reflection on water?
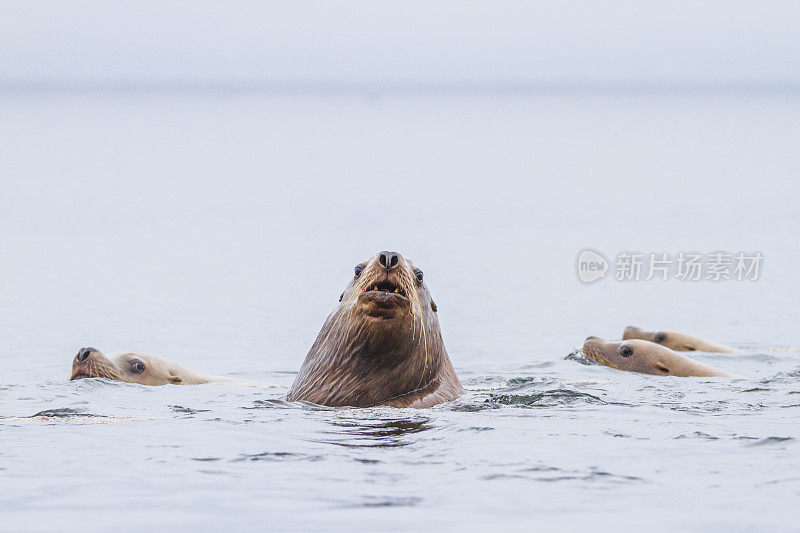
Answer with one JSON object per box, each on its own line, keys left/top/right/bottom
{"left": 343, "top": 496, "right": 422, "bottom": 508}
{"left": 481, "top": 466, "right": 644, "bottom": 484}
{"left": 30, "top": 408, "right": 96, "bottom": 418}
{"left": 233, "top": 451, "right": 326, "bottom": 462}
{"left": 320, "top": 416, "right": 433, "bottom": 448}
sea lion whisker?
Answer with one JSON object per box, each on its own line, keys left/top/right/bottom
{"left": 584, "top": 349, "right": 621, "bottom": 370}
{"left": 395, "top": 267, "right": 430, "bottom": 389}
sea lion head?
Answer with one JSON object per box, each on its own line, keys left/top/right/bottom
{"left": 333, "top": 251, "right": 438, "bottom": 360}
{"left": 623, "top": 325, "right": 685, "bottom": 350}
{"left": 582, "top": 337, "right": 735, "bottom": 377}
{"left": 622, "top": 325, "right": 738, "bottom": 353}
{"left": 70, "top": 347, "right": 199, "bottom": 385}
{"left": 582, "top": 337, "right": 674, "bottom": 375}
{"left": 287, "top": 251, "right": 450, "bottom": 406}
{"left": 344, "top": 250, "right": 436, "bottom": 334}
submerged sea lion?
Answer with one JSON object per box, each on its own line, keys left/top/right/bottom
{"left": 286, "top": 251, "right": 463, "bottom": 408}
{"left": 70, "top": 347, "right": 215, "bottom": 385}
{"left": 623, "top": 326, "right": 739, "bottom": 353}
{"left": 582, "top": 337, "right": 736, "bottom": 377}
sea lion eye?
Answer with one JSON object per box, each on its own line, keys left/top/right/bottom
{"left": 415, "top": 270, "right": 424, "bottom": 283}
{"left": 354, "top": 265, "right": 364, "bottom": 278}
{"left": 653, "top": 332, "right": 667, "bottom": 344}
{"left": 131, "top": 361, "right": 146, "bottom": 373}
{"left": 620, "top": 346, "right": 633, "bottom": 357}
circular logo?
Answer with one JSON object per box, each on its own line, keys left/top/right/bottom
{"left": 576, "top": 249, "right": 608, "bottom": 284}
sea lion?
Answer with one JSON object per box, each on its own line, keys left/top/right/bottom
{"left": 286, "top": 251, "right": 463, "bottom": 408}
{"left": 70, "top": 347, "right": 215, "bottom": 385}
{"left": 582, "top": 337, "right": 736, "bottom": 377}
{"left": 623, "top": 326, "right": 739, "bottom": 353}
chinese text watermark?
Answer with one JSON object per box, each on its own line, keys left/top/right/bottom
{"left": 577, "top": 250, "right": 762, "bottom": 284}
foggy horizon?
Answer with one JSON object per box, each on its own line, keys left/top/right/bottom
{"left": 2, "top": 1, "right": 799, "bottom": 90}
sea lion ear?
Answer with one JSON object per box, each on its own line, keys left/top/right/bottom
{"left": 339, "top": 292, "right": 344, "bottom": 302}
{"left": 654, "top": 362, "right": 670, "bottom": 374}
{"left": 168, "top": 372, "right": 183, "bottom": 384}
{"left": 430, "top": 300, "right": 437, "bottom": 313}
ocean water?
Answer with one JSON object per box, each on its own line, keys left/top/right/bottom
{"left": 1, "top": 92, "right": 799, "bottom": 531}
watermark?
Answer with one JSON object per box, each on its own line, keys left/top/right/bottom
{"left": 576, "top": 249, "right": 762, "bottom": 284}
{"left": 576, "top": 249, "right": 609, "bottom": 284}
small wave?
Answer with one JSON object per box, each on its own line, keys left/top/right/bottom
{"left": 674, "top": 431, "right": 720, "bottom": 440}
{"left": 29, "top": 408, "right": 99, "bottom": 418}
{"left": 481, "top": 465, "right": 643, "bottom": 484}
{"left": 564, "top": 349, "right": 596, "bottom": 366}
{"left": 661, "top": 400, "right": 749, "bottom": 414}
{"left": 758, "top": 475, "right": 800, "bottom": 486}
{"left": 316, "top": 418, "right": 433, "bottom": 448}
{"left": 456, "top": 426, "right": 495, "bottom": 432}
{"left": 760, "top": 367, "right": 800, "bottom": 384}
{"left": 487, "top": 389, "right": 615, "bottom": 408}
{"left": 732, "top": 353, "right": 784, "bottom": 363}
{"left": 1, "top": 408, "right": 142, "bottom": 425}
{"left": 461, "top": 375, "right": 512, "bottom": 391}
{"left": 342, "top": 496, "right": 421, "bottom": 508}
{"left": 447, "top": 401, "right": 502, "bottom": 412}
{"left": 169, "top": 405, "right": 212, "bottom": 415}
{"left": 743, "top": 436, "right": 794, "bottom": 447}
{"left": 503, "top": 376, "right": 561, "bottom": 390}
{"left": 518, "top": 361, "right": 556, "bottom": 369}
{"left": 330, "top": 418, "right": 430, "bottom": 437}
{"left": 241, "top": 399, "right": 302, "bottom": 410}
{"left": 232, "top": 451, "right": 325, "bottom": 462}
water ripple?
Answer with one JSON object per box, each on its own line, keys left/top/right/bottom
{"left": 487, "top": 389, "right": 618, "bottom": 408}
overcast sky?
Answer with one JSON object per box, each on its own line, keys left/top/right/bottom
{"left": 1, "top": 1, "right": 799, "bottom": 86}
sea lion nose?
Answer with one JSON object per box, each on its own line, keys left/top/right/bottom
{"left": 585, "top": 336, "right": 599, "bottom": 341}
{"left": 76, "top": 347, "right": 96, "bottom": 362}
{"left": 378, "top": 251, "right": 400, "bottom": 270}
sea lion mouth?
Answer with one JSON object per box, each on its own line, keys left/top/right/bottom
{"left": 358, "top": 280, "right": 411, "bottom": 318}
{"left": 70, "top": 361, "right": 122, "bottom": 381}
{"left": 69, "top": 365, "right": 100, "bottom": 380}
{"left": 365, "top": 280, "right": 408, "bottom": 299}
{"left": 70, "top": 367, "right": 94, "bottom": 380}
{"left": 581, "top": 344, "right": 621, "bottom": 370}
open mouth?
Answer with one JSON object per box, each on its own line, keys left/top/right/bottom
{"left": 366, "top": 280, "right": 407, "bottom": 299}
{"left": 360, "top": 279, "right": 410, "bottom": 318}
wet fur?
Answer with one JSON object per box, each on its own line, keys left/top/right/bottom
{"left": 583, "top": 338, "right": 735, "bottom": 378}
{"left": 623, "top": 326, "right": 739, "bottom": 353}
{"left": 71, "top": 349, "right": 214, "bottom": 385}
{"left": 286, "top": 253, "right": 463, "bottom": 407}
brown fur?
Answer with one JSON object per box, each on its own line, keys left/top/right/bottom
{"left": 70, "top": 348, "right": 214, "bottom": 385}
{"left": 582, "top": 337, "right": 736, "bottom": 378}
{"left": 623, "top": 325, "right": 739, "bottom": 353}
{"left": 286, "top": 251, "right": 463, "bottom": 407}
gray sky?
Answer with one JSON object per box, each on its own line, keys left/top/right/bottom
{"left": 1, "top": 1, "right": 799, "bottom": 86}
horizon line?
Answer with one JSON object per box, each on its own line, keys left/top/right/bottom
{"left": 2, "top": 79, "right": 800, "bottom": 96}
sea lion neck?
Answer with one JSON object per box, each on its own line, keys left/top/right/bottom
{"left": 288, "top": 306, "right": 442, "bottom": 407}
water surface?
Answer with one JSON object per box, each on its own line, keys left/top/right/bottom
{"left": 1, "top": 92, "right": 798, "bottom": 531}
